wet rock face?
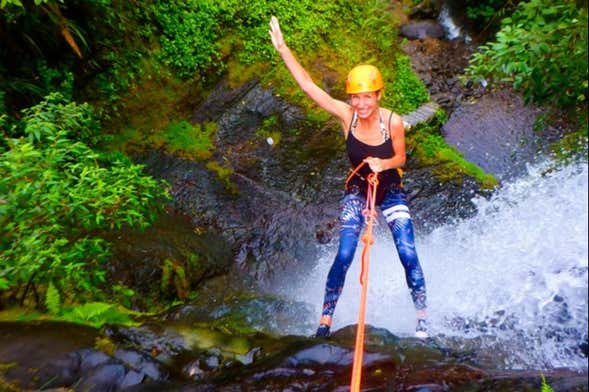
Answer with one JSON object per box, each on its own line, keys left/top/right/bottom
{"left": 403, "top": 163, "right": 483, "bottom": 229}
{"left": 104, "top": 210, "right": 234, "bottom": 309}
{"left": 0, "top": 321, "right": 167, "bottom": 391}
{"left": 135, "top": 80, "right": 348, "bottom": 287}
{"left": 441, "top": 89, "right": 560, "bottom": 180}
{"left": 403, "top": 36, "right": 484, "bottom": 116}
{"left": 2, "top": 320, "right": 586, "bottom": 391}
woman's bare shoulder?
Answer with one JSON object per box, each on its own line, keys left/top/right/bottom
{"left": 380, "top": 108, "right": 403, "bottom": 123}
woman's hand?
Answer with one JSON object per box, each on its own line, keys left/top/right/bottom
{"left": 269, "top": 16, "right": 286, "bottom": 51}
{"left": 364, "top": 157, "right": 385, "bottom": 173}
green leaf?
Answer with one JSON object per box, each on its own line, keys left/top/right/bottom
{"left": 45, "top": 281, "right": 61, "bottom": 315}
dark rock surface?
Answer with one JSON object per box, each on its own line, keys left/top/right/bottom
{"left": 1, "top": 321, "right": 586, "bottom": 391}
{"left": 400, "top": 20, "right": 446, "bottom": 40}
{"left": 442, "top": 88, "right": 563, "bottom": 180}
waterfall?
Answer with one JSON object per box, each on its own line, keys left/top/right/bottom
{"left": 438, "top": 2, "right": 472, "bottom": 43}
{"left": 289, "top": 160, "right": 588, "bottom": 370}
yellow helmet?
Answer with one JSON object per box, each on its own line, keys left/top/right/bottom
{"left": 345, "top": 64, "right": 384, "bottom": 94}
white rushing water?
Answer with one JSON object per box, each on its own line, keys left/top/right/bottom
{"left": 438, "top": 3, "right": 471, "bottom": 43}
{"left": 289, "top": 161, "right": 588, "bottom": 370}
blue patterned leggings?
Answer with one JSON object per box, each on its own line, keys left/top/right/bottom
{"left": 321, "top": 187, "right": 427, "bottom": 318}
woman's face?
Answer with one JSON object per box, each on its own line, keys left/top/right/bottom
{"left": 349, "top": 91, "right": 381, "bottom": 119}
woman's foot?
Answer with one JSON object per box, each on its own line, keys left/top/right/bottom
{"left": 315, "top": 324, "right": 331, "bottom": 337}
{"left": 315, "top": 315, "right": 332, "bottom": 337}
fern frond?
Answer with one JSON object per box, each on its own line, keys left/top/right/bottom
{"left": 541, "top": 375, "right": 555, "bottom": 392}
{"left": 45, "top": 281, "right": 61, "bottom": 315}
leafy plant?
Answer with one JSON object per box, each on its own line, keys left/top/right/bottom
{"left": 16, "top": 92, "right": 102, "bottom": 146}
{"left": 464, "top": 0, "right": 522, "bottom": 28}
{"left": 466, "top": 0, "right": 588, "bottom": 107}
{"left": 0, "top": 93, "right": 169, "bottom": 307}
{"left": 59, "top": 302, "right": 138, "bottom": 327}
{"left": 161, "top": 258, "right": 189, "bottom": 299}
{"left": 145, "top": 0, "right": 343, "bottom": 78}
{"left": 384, "top": 54, "right": 430, "bottom": 114}
{"left": 45, "top": 281, "right": 61, "bottom": 315}
{"left": 541, "top": 374, "right": 555, "bottom": 392}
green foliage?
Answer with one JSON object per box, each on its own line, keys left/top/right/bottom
{"left": 330, "top": 0, "right": 399, "bottom": 62}
{"left": 0, "top": 93, "right": 169, "bottom": 306}
{"left": 384, "top": 54, "right": 430, "bottom": 114}
{"left": 161, "top": 258, "right": 189, "bottom": 299}
{"left": 144, "top": 0, "right": 407, "bottom": 89}
{"left": 163, "top": 120, "right": 216, "bottom": 160}
{"left": 144, "top": 0, "right": 344, "bottom": 78}
{"left": 466, "top": 0, "right": 588, "bottom": 107}
{"left": 0, "top": 0, "right": 22, "bottom": 8}
{"left": 59, "top": 302, "right": 138, "bottom": 327}
{"left": 235, "top": 0, "right": 341, "bottom": 64}
{"left": 0, "top": 0, "right": 53, "bottom": 8}
{"left": 464, "top": 0, "right": 521, "bottom": 27}
{"left": 34, "top": 61, "right": 74, "bottom": 101}
{"left": 45, "top": 281, "right": 61, "bottom": 314}
{"left": 2, "top": 0, "right": 429, "bottom": 138}
{"left": 541, "top": 374, "right": 555, "bottom": 392}
{"left": 15, "top": 92, "right": 102, "bottom": 146}
{"left": 110, "top": 284, "right": 135, "bottom": 309}
{"left": 0, "top": 301, "right": 139, "bottom": 328}
{"left": 151, "top": 1, "right": 225, "bottom": 79}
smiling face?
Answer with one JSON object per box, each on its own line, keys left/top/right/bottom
{"left": 349, "top": 91, "right": 381, "bottom": 119}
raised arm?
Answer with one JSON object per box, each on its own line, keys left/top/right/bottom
{"left": 269, "top": 16, "right": 349, "bottom": 121}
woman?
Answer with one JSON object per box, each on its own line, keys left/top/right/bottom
{"left": 269, "top": 16, "right": 428, "bottom": 338}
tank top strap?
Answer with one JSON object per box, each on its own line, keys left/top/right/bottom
{"left": 349, "top": 110, "right": 390, "bottom": 143}
{"left": 379, "top": 110, "right": 390, "bottom": 142}
{"left": 349, "top": 111, "right": 359, "bottom": 137}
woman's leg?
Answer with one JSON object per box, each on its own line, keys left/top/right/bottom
{"left": 316, "top": 193, "right": 365, "bottom": 336}
{"left": 381, "top": 189, "right": 428, "bottom": 336}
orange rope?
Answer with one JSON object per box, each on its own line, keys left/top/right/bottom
{"left": 350, "top": 169, "right": 379, "bottom": 392}
{"left": 345, "top": 161, "right": 368, "bottom": 188}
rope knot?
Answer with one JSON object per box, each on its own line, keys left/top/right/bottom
{"left": 367, "top": 172, "right": 379, "bottom": 187}
{"left": 362, "top": 207, "right": 377, "bottom": 219}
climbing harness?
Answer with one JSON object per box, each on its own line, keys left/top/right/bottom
{"left": 347, "top": 161, "right": 379, "bottom": 392}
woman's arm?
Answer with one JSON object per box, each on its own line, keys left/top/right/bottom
{"left": 269, "top": 16, "right": 349, "bottom": 122}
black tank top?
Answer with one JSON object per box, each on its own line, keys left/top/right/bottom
{"left": 346, "top": 112, "right": 402, "bottom": 204}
